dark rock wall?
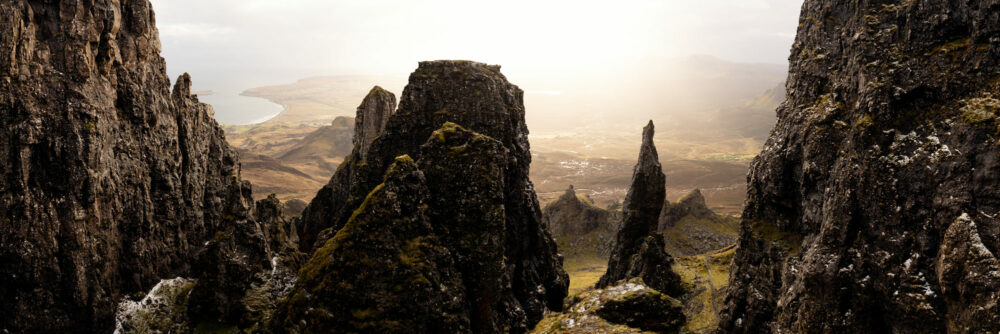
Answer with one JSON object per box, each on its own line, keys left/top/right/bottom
{"left": 721, "top": 0, "right": 1000, "bottom": 332}
{"left": 0, "top": 1, "right": 271, "bottom": 332}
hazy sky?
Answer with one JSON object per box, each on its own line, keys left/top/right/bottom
{"left": 151, "top": 0, "right": 803, "bottom": 81}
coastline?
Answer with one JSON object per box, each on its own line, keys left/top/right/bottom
{"left": 203, "top": 92, "right": 286, "bottom": 126}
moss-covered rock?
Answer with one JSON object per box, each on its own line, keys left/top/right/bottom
{"left": 113, "top": 278, "right": 198, "bottom": 333}
{"left": 271, "top": 157, "right": 469, "bottom": 333}
{"left": 292, "top": 60, "right": 568, "bottom": 331}
{"left": 532, "top": 279, "right": 684, "bottom": 334}
{"left": 594, "top": 283, "right": 685, "bottom": 333}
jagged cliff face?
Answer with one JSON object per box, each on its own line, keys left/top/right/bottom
{"left": 598, "top": 122, "right": 682, "bottom": 296}
{"left": 0, "top": 1, "right": 273, "bottom": 332}
{"left": 290, "top": 61, "right": 568, "bottom": 332}
{"left": 543, "top": 185, "right": 613, "bottom": 237}
{"left": 721, "top": 0, "right": 1000, "bottom": 332}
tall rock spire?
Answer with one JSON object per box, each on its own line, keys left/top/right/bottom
{"left": 353, "top": 86, "right": 396, "bottom": 159}
{"left": 597, "top": 121, "right": 682, "bottom": 296}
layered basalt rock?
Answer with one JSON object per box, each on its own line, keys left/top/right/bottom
{"left": 0, "top": 1, "right": 281, "bottom": 332}
{"left": 597, "top": 121, "right": 683, "bottom": 296}
{"left": 291, "top": 61, "right": 568, "bottom": 331}
{"left": 720, "top": 0, "right": 1000, "bottom": 332}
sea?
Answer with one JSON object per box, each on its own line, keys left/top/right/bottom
{"left": 166, "top": 68, "right": 317, "bottom": 126}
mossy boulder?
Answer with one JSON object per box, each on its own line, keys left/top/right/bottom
{"left": 595, "top": 282, "right": 685, "bottom": 333}
{"left": 532, "top": 279, "right": 684, "bottom": 334}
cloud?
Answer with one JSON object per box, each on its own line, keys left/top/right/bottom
{"left": 149, "top": 0, "right": 803, "bottom": 87}
{"left": 159, "top": 23, "right": 235, "bottom": 38}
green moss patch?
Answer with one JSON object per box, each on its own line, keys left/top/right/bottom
{"left": 960, "top": 96, "right": 1000, "bottom": 125}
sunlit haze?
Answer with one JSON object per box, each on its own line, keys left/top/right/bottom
{"left": 151, "top": 0, "right": 804, "bottom": 132}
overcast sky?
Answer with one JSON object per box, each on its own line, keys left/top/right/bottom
{"left": 151, "top": 0, "right": 804, "bottom": 85}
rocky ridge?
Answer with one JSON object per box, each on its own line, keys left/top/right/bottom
{"left": 544, "top": 185, "right": 616, "bottom": 238}
{"left": 720, "top": 0, "right": 1000, "bottom": 332}
{"left": 658, "top": 189, "right": 738, "bottom": 256}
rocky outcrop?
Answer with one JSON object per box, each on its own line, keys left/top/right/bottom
{"left": 658, "top": 189, "right": 738, "bottom": 256}
{"left": 532, "top": 279, "right": 684, "bottom": 334}
{"left": 720, "top": 1, "right": 1000, "bottom": 332}
{"left": 659, "top": 189, "right": 713, "bottom": 229}
{"left": 0, "top": 1, "right": 284, "bottom": 332}
{"left": 272, "top": 155, "right": 469, "bottom": 333}
{"left": 544, "top": 185, "right": 613, "bottom": 237}
{"left": 290, "top": 61, "right": 568, "bottom": 331}
{"left": 353, "top": 86, "right": 396, "bottom": 159}
{"left": 597, "top": 121, "right": 682, "bottom": 296}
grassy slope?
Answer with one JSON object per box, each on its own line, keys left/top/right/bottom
{"left": 557, "top": 231, "right": 613, "bottom": 294}
{"left": 671, "top": 245, "right": 735, "bottom": 333}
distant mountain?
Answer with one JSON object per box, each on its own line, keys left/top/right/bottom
{"left": 277, "top": 116, "right": 355, "bottom": 178}
{"left": 235, "top": 148, "right": 325, "bottom": 201}
{"left": 708, "top": 83, "right": 785, "bottom": 140}
{"left": 524, "top": 55, "right": 787, "bottom": 133}
{"left": 532, "top": 152, "right": 749, "bottom": 215}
